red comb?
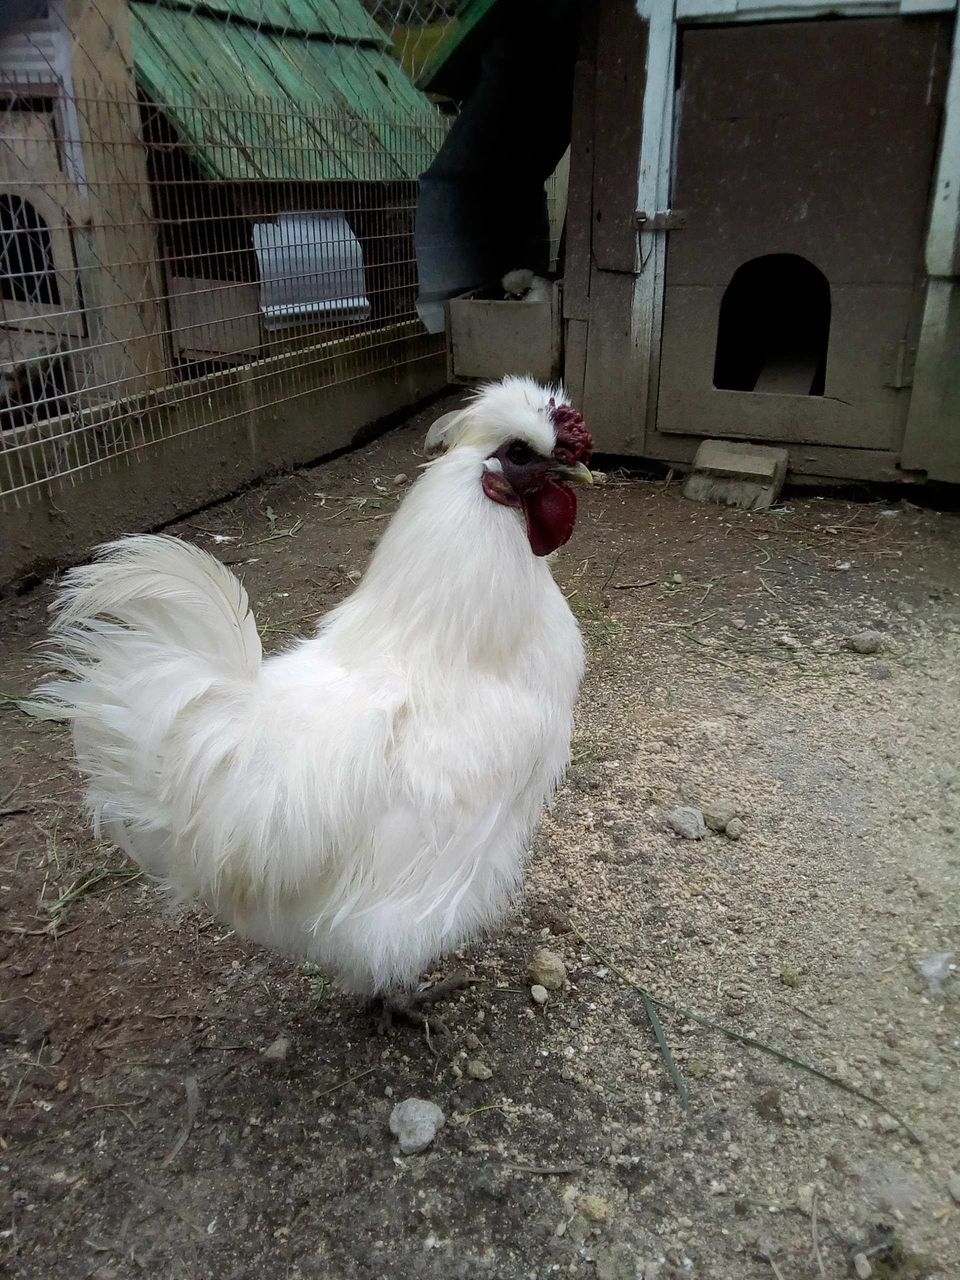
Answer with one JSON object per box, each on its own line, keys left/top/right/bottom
{"left": 548, "top": 398, "right": 593, "bottom": 466}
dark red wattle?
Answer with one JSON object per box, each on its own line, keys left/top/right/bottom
{"left": 522, "top": 478, "right": 578, "bottom": 557}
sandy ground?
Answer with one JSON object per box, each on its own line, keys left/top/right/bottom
{"left": 2, "top": 394, "right": 959, "bottom": 1280}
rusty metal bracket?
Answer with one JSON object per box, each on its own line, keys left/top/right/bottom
{"left": 635, "top": 210, "right": 687, "bottom": 232}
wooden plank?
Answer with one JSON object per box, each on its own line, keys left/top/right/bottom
{"left": 901, "top": 280, "right": 960, "bottom": 481}
{"left": 563, "top": 0, "right": 598, "bottom": 322}
{"left": 591, "top": 0, "right": 649, "bottom": 274}
{"left": 753, "top": 355, "right": 820, "bottom": 395}
{"left": 564, "top": 318, "right": 588, "bottom": 406}
{"left": 65, "top": 0, "right": 168, "bottom": 403}
{"left": 582, "top": 270, "right": 642, "bottom": 452}
{"left": 924, "top": 8, "right": 960, "bottom": 278}
{"left": 169, "top": 278, "right": 262, "bottom": 359}
{"left": 628, "top": 0, "right": 677, "bottom": 446}
{"left": 449, "top": 288, "right": 560, "bottom": 383}
{"left": 676, "top": 0, "right": 955, "bottom": 18}
{"left": 639, "top": 430, "right": 906, "bottom": 482}
{"left": 901, "top": 21, "right": 960, "bottom": 481}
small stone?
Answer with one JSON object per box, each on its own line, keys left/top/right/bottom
{"left": 853, "top": 1252, "right": 873, "bottom": 1279}
{"left": 389, "top": 1098, "right": 445, "bottom": 1155}
{"left": 703, "top": 802, "right": 737, "bottom": 833}
{"left": 392, "top": 473, "right": 408, "bottom": 485}
{"left": 579, "top": 1193, "right": 611, "bottom": 1223}
{"left": 947, "top": 1172, "right": 960, "bottom": 1204}
{"left": 566, "top": 1214, "right": 590, "bottom": 1246}
{"left": 528, "top": 947, "right": 567, "bottom": 991}
{"left": 725, "top": 817, "right": 745, "bottom": 841}
{"left": 261, "top": 1036, "right": 290, "bottom": 1062}
{"left": 844, "top": 630, "right": 884, "bottom": 655}
{"left": 754, "top": 1088, "right": 784, "bottom": 1122}
{"left": 875, "top": 1113, "right": 899, "bottom": 1133}
{"left": 594, "top": 1242, "right": 635, "bottom": 1280}
{"left": 796, "top": 1183, "right": 816, "bottom": 1217}
{"left": 466, "top": 1059, "right": 493, "bottom": 1081}
{"left": 917, "top": 950, "right": 955, "bottom": 995}
{"left": 666, "top": 806, "right": 707, "bottom": 840}
{"left": 530, "top": 984, "right": 549, "bottom": 1005}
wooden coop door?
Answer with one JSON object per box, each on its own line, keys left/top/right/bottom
{"left": 655, "top": 18, "right": 951, "bottom": 454}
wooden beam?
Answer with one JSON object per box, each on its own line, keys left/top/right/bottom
{"left": 902, "top": 9, "right": 960, "bottom": 480}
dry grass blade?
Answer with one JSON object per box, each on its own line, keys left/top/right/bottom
{"left": 641, "top": 988, "right": 688, "bottom": 1105}
{"left": 313, "top": 1067, "right": 376, "bottom": 1100}
{"left": 657, "top": 1001, "right": 923, "bottom": 1146}
{"left": 573, "top": 927, "right": 921, "bottom": 1145}
{"left": 243, "top": 516, "right": 305, "bottom": 547}
{"left": 0, "top": 692, "right": 62, "bottom": 722}
{"left": 46, "top": 866, "right": 143, "bottom": 927}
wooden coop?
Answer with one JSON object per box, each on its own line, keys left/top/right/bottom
{"left": 418, "top": 0, "right": 960, "bottom": 485}
{"left": 0, "top": 0, "right": 439, "bottom": 426}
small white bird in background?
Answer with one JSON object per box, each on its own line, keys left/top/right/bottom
{"left": 501, "top": 268, "right": 553, "bottom": 304}
{"left": 38, "top": 377, "right": 594, "bottom": 1030}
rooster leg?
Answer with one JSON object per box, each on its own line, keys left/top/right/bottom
{"left": 374, "top": 972, "right": 470, "bottom": 1037}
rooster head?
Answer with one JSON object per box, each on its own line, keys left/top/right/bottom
{"left": 424, "top": 377, "right": 594, "bottom": 557}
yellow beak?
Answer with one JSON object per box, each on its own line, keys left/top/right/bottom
{"left": 554, "top": 462, "right": 594, "bottom": 486}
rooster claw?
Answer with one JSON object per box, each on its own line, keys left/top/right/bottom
{"left": 373, "top": 972, "right": 471, "bottom": 1039}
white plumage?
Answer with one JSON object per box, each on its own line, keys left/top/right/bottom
{"left": 501, "top": 268, "right": 552, "bottom": 304}
{"left": 39, "top": 377, "right": 589, "bottom": 999}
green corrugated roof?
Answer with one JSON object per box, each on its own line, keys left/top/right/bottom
{"left": 130, "top": 0, "right": 441, "bottom": 181}
{"left": 139, "top": 0, "right": 387, "bottom": 42}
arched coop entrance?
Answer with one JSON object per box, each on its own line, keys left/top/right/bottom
{"left": 712, "top": 254, "right": 831, "bottom": 398}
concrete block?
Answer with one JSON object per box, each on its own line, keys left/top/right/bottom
{"left": 683, "top": 440, "right": 789, "bottom": 512}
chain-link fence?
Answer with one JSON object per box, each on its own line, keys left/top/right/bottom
{"left": 361, "top": 2, "right": 460, "bottom": 83}
{"left": 0, "top": 0, "right": 449, "bottom": 506}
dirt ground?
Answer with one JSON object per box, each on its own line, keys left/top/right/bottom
{"left": 2, "top": 394, "right": 959, "bottom": 1280}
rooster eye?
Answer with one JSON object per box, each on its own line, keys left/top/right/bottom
{"left": 506, "top": 441, "right": 535, "bottom": 465}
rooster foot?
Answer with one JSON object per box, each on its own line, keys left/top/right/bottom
{"left": 374, "top": 972, "right": 471, "bottom": 1039}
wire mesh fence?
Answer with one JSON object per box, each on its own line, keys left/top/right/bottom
{"left": 0, "top": 0, "right": 450, "bottom": 506}
{"left": 0, "top": 1, "right": 571, "bottom": 512}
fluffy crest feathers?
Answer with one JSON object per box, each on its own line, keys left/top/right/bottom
{"left": 423, "top": 376, "right": 582, "bottom": 461}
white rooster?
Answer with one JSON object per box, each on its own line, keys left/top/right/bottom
{"left": 39, "top": 377, "right": 594, "bottom": 1028}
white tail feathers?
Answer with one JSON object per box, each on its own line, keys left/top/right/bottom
{"left": 48, "top": 535, "right": 262, "bottom": 679}
{"left": 36, "top": 535, "right": 265, "bottom": 889}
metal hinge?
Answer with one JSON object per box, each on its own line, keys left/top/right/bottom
{"left": 884, "top": 339, "right": 916, "bottom": 390}
{"left": 635, "top": 209, "right": 687, "bottom": 232}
